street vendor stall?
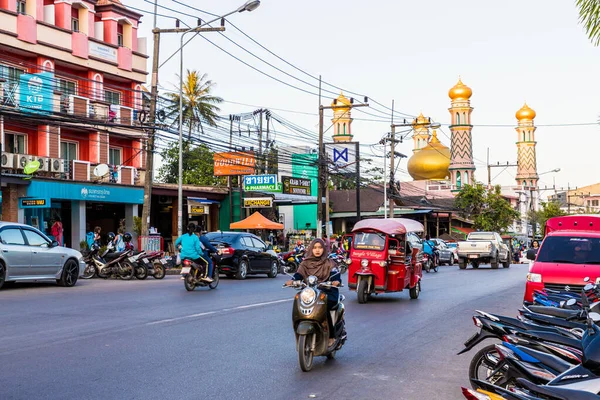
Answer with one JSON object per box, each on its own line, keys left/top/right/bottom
{"left": 230, "top": 212, "right": 284, "bottom": 230}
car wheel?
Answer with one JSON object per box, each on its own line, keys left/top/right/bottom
{"left": 491, "top": 256, "right": 499, "bottom": 269}
{"left": 449, "top": 255, "right": 455, "bottom": 266}
{"left": 458, "top": 259, "right": 466, "bottom": 269}
{"left": 267, "top": 260, "right": 278, "bottom": 278}
{"left": 0, "top": 261, "right": 5, "bottom": 290}
{"left": 58, "top": 259, "right": 79, "bottom": 287}
{"left": 236, "top": 260, "right": 248, "bottom": 280}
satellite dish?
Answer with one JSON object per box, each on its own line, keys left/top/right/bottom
{"left": 23, "top": 160, "right": 40, "bottom": 179}
{"left": 93, "top": 163, "right": 110, "bottom": 177}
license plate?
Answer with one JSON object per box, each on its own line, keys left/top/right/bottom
{"left": 181, "top": 267, "right": 191, "bottom": 274}
{"left": 468, "top": 254, "right": 478, "bottom": 259}
{"left": 142, "top": 258, "right": 149, "bottom": 264}
{"left": 128, "top": 257, "right": 136, "bottom": 262}
{"left": 159, "top": 259, "right": 167, "bottom": 265}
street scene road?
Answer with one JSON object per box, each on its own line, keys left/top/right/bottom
{"left": 1, "top": 264, "right": 527, "bottom": 400}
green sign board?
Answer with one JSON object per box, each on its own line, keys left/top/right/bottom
{"left": 292, "top": 153, "right": 318, "bottom": 230}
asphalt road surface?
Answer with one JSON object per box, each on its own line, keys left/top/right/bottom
{"left": 0, "top": 263, "right": 529, "bottom": 400}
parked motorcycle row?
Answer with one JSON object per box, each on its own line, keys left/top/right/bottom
{"left": 81, "top": 241, "right": 169, "bottom": 281}
{"left": 459, "top": 278, "right": 600, "bottom": 399}
{"left": 278, "top": 248, "right": 349, "bottom": 275}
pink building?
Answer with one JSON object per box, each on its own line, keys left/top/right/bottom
{"left": 0, "top": 0, "right": 148, "bottom": 248}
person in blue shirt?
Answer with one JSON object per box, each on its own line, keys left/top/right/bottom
{"left": 195, "top": 225, "right": 220, "bottom": 282}
{"left": 176, "top": 223, "right": 214, "bottom": 283}
{"left": 422, "top": 234, "right": 437, "bottom": 264}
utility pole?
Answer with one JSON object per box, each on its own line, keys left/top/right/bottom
{"left": 387, "top": 116, "right": 416, "bottom": 218}
{"left": 265, "top": 111, "right": 270, "bottom": 173}
{"left": 140, "top": 3, "right": 226, "bottom": 236}
{"left": 317, "top": 85, "right": 369, "bottom": 237}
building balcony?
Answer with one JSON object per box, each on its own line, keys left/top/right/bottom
{"left": 0, "top": 152, "right": 143, "bottom": 187}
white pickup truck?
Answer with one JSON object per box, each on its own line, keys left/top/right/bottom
{"left": 457, "top": 232, "right": 510, "bottom": 269}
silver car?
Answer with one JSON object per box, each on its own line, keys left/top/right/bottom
{"left": 0, "top": 222, "right": 86, "bottom": 289}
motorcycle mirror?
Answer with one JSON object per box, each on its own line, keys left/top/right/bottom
{"left": 590, "top": 312, "right": 600, "bottom": 322}
{"left": 585, "top": 277, "right": 591, "bottom": 282}
{"left": 567, "top": 299, "right": 577, "bottom": 306}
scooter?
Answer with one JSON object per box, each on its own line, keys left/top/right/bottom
{"left": 87, "top": 244, "right": 135, "bottom": 280}
{"left": 181, "top": 253, "right": 219, "bottom": 291}
{"left": 284, "top": 271, "right": 347, "bottom": 372}
{"left": 129, "top": 250, "right": 167, "bottom": 280}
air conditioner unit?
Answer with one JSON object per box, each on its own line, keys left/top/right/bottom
{"left": 16, "top": 154, "right": 33, "bottom": 170}
{"left": 1, "top": 152, "right": 16, "bottom": 169}
{"left": 50, "top": 158, "right": 65, "bottom": 173}
{"left": 158, "top": 195, "right": 171, "bottom": 205}
{"left": 37, "top": 157, "right": 50, "bottom": 172}
{"left": 69, "top": 95, "right": 90, "bottom": 117}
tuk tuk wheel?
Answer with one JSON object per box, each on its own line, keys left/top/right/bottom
{"left": 357, "top": 279, "right": 369, "bottom": 304}
{"left": 409, "top": 281, "right": 420, "bottom": 299}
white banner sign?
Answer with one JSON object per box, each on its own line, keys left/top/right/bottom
{"left": 325, "top": 142, "right": 358, "bottom": 173}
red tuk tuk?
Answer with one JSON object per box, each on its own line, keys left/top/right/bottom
{"left": 347, "top": 218, "right": 424, "bottom": 303}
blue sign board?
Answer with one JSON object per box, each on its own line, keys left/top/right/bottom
{"left": 22, "top": 181, "right": 145, "bottom": 206}
{"left": 243, "top": 174, "right": 277, "bottom": 186}
{"left": 20, "top": 72, "right": 54, "bottom": 114}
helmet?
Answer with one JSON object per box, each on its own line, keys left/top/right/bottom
{"left": 297, "top": 240, "right": 303, "bottom": 246}
{"left": 107, "top": 232, "right": 115, "bottom": 242}
{"left": 123, "top": 232, "right": 132, "bottom": 243}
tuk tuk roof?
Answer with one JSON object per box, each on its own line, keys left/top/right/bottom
{"left": 545, "top": 214, "right": 600, "bottom": 235}
{"left": 352, "top": 218, "right": 424, "bottom": 236}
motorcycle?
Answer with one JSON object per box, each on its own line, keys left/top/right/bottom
{"left": 130, "top": 250, "right": 167, "bottom": 280}
{"left": 422, "top": 253, "right": 437, "bottom": 273}
{"left": 181, "top": 254, "right": 219, "bottom": 291}
{"left": 328, "top": 252, "right": 347, "bottom": 274}
{"left": 84, "top": 244, "right": 135, "bottom": 280}
{"left": 284, "top": 272, "right": 347, "bottom": 372}
{"left": 101, "top": 242, "right": 149, "bottom": 280}
{"left": 281, "top": 250, "right": 304, "bottom": 274}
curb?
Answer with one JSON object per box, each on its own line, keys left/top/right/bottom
{"left": 166, "top": 268, "right": 182, "bottom": 276}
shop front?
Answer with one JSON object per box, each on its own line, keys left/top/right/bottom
{"left": 20, "top": 179, "right": 144, "bottom": 249}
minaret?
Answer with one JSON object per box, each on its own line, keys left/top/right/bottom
{"left": 331, "top": 92, "right": 353, "bottom": 142}
{"left": 448, "top": 77, "right": 476, "bottom": 189}
{"left": 412, "top": 113, "right": 431, "bottom": 153}
{"left": 515, "top": 103, "right": 539, "bottom": 188}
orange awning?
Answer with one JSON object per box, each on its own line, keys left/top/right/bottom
{"left": 230, "top": 212, "right": 284, "bottom": 230}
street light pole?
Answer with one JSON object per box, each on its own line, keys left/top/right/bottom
{"left": 176, "top": 1, "right": 261, "bottom": 237}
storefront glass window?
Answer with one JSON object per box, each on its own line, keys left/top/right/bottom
{"left": 60, "top": 141, "right": 78, "bottom": 161}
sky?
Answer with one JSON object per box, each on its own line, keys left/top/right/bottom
{"left": 128, "top": 0, "right": 600, "bottom": 191}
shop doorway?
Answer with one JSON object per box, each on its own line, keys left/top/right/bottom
{"left": 24, "top": 202, "right": 72, "bottom": 248}
{"left": 86, "top": 202, "right": 125, "bottom": 242}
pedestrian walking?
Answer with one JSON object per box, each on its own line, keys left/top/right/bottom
{"left": 51, "top": 217, "right": 63, "bottom": 246}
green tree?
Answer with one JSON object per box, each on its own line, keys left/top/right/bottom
{"left": 165, "top": 70, "right": 223, "bottom": 139}
{"left": 535, "top": 201, "right": 567, "bottom": 235}
{"left": 455, "top": 183, "right": 520, "bottom": 233}
{"left": 575, "top": 0, "right": 600, "bottom": 46}
{"left": 157, "top": 141, "right": 226, "bottom": 186}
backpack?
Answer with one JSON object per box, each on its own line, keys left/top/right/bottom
{"left": 86, "top": 232, "right": 95, "bottom": 249}
{"left": 115, "top": 235, "right": 125, "bottom": 252}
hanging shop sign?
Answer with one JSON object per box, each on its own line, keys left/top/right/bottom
{"left": 188, "top": 205, "right": 209, "bottom": 215}
{"left": 282, "top": 176, "right": 312, "bottom": 196}
{"left": 20, "top": 198, "right": 48, "bottom": 208}
{"left": 19, "top": 72, "right": 54, "bottom": 114}
{"left": 244, "top": 174, "right": 278, "bottom": 191}
{"left": 214, "top": 151, "right": 256, "bottom": 176}
{"left": 243, "top": 197, "right": 273, "bottom": 208}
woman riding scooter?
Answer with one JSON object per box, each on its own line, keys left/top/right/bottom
{"left": 285, "top": 239, "right": 342, "bottom": 347}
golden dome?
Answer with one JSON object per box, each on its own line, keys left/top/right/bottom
{"left": 516, "top": 102, "right": 536, "bottom": 121}
{"left": 448, "top": 77, "right": 472, "bottom": 100}
{"left": 412, "top": 112, "right": 429, "bottom": 127}
{"left": 332, "top": 92, "right": 351, "bottom": 108}
{"left": 407, "top": 130, "right": 451, "bottom": 180}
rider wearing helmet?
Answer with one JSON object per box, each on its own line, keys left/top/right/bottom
{"left": 175, "top": 223, "right": 213, "bottom": 283}
{"left": 195, "top": 225, "right": 220, "bottom": 281}
{"left": 294, "top": 240, "right": 305, "bottom": 254}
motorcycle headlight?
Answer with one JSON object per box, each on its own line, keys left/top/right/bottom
{"left": 300, "top": 288, "right": 316, "bottom": 306}
{"left": 361, "top": 259, "right": 369, "bottom": 267}
{"left": 345, "top": 258, "right": 352, "bottom": 265}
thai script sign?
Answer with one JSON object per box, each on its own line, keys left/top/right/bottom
{"left": 214, "top": 152, "right": 255, "bottom": 176}
{"left": 244, "top": 174, "right": 278, "bottom": 191}
{"left": 89, "top": 41, "right": 118, "bottom": 63}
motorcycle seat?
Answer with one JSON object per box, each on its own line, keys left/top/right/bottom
{"left": 516, "top": 377, "right": 599, "bottom": 400}
{"left": 518, "top": 330, "right": 582, "bottom": 350}
{"left": 515, "top": 345, "right": 572, "bottom": 373}
{"left": 103, "top": 251, "right": 127, "bottom": 260}
{"left": 522, "top": 312, "right": 585, "bottom": 330}
{"left": 527, "top": 306, "right": 580, "bottom": 319}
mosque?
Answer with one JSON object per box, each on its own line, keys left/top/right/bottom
{"left": 328, "top": 78, "right": 541, "bottom": 238}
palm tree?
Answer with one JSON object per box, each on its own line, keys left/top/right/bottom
{"left": 166, "top": 70, "right": 223, "bottom": 139}
{"left": 575, "top": 0, "right": 600, "bottom": 46}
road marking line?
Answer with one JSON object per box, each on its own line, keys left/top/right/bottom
{"left": 146, "top": 298, "right": 293, "bottom": 326}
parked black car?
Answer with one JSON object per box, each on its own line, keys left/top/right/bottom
{"left": 205, "top": 232, "right": 279, "bottom": 280}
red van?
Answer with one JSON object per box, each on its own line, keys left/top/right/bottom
{"left": 524, "top": 214, "right": 600, "bottom": 302}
